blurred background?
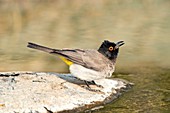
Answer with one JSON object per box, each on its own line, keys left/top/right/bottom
{"left": 0, "top": 0, "right": 169, "bottom": 112}
{"left": 0, "top": 0, "right": 169, "bottom": 72}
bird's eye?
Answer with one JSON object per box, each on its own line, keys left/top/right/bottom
{"left": 108, "top": 46, "right": 114, "bottom": 51}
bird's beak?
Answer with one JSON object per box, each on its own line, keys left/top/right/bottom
{"left": 115, "top": 41, "right": 125, "bottom": 49}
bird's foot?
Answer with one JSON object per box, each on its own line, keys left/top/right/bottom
{"left": 87, "top": 87, "right": 102, "bottom": 92}
{"left": 82, "top": 86, "right": 102, "bottom": 92}
{"left": 82, "top": 80, "right": 104, "bottom": 93}
{"left": 91, "top": 80, "right": 104, "bottom": 88}
{"left": 95, "top": 84, "right": 104, "bottom": 88}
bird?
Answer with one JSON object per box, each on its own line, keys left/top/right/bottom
{"left": 27, "top": 40, "right": 124, "bottom": 90}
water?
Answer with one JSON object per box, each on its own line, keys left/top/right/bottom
{"left": 94, "top": 67, "right": 170, "bottom": 113}
{"left": 0, "top": 0, "right": 170, "bottom": 112}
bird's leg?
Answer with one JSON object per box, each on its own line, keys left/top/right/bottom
{"left": 91, "top": 80, "right": 104, "bottom": 88}
{"left": 83, "top": 80, "right": 101, "bottom": 92}
{"left": 84, "top": 80, "right": 90, "bottom": 88}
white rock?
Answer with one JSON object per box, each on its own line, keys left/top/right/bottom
{"left": 0, "top": 72, "right": 132, "bottom": 113}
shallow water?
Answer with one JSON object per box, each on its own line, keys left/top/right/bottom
{"left": 94, "top": 67, "right": 170, "bottom": 113}
{"left": 0, "top": 0, "right": 170, "bottom": 112}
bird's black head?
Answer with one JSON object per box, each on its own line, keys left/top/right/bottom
{"left": 98, "top": 40, "right": 124, "bottom": 61}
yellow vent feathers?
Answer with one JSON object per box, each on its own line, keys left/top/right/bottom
{"left": 59, "top": 56, "right": 73, "bottom": 66}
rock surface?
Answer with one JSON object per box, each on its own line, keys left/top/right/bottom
{"left": 0, "top": 72, "right": 133, "bottom": 113}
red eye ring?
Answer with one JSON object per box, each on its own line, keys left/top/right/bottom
{"left": 109, "top": 46, "right": 114, "bottom": 51}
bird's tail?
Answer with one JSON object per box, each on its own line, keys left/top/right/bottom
{"left": 27, "top": 42, "right": 74, "bottom": 66}
{"left": 27, "top": 42, "right": 55, "bottom": 53}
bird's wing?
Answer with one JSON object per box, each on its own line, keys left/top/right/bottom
{"left": 52, "top": 49, "right": 108, "bottom": 71}
{"left": 51, "top": 49, "right": 86, "bottom": 66}
{"left": 81, "top": 50, "right": 109, "bottom": 71}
